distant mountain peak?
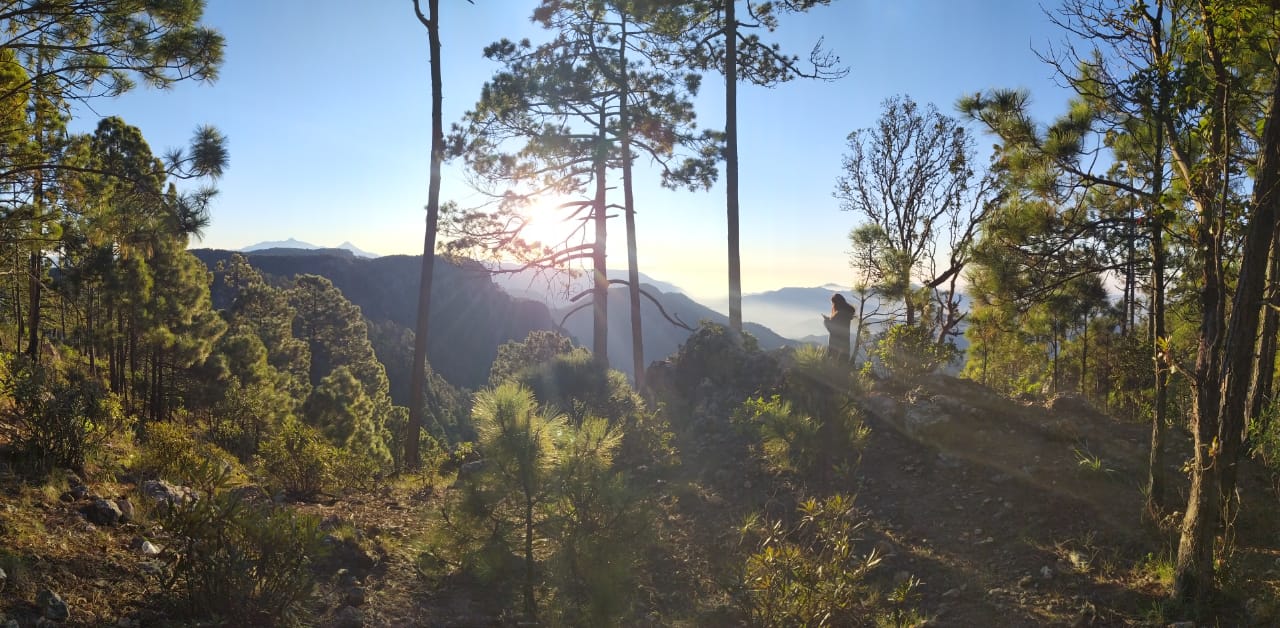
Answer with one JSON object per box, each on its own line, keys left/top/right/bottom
{"left": 337, "top": 241, "right": 379, "bottom": 258}
{"left": 243, "top": 237, "right": 319, "bottom": 251}
{"left": 241, "top": 238, "right": 379, "bottom": 258}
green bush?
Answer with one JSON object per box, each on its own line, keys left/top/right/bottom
{"left": 137, "top": 419, "right": 242, "bottom": 494}
{"left": 205, "top": 377, "right": 290, "bottom": 462}
{"left": 257, "top": 418, "right": 335, "bottom": 500}
{"left": 873, "top": 324, "right": 956, "bottom": 381}
{"left": 736, "top": 347, "right": 868, "bottom": 482}
{"left": 489, "top": 330, "right": 577, "bottom": 386}
{"left": 672, "top": 322, "right": 775, "bottom": 397}
{"left": 516, "top": 351, "right": 673, "bottom": 469}
{"left": 423, "top": 383, "right": 643, "bottom": 624}
{"left": 4, "top": 358, "right": 130, "bottom": 472}
{"left": 159, "top": 462, "right": 327, "bottom": 625}
{"left": 738, "top": 495, "right": 881, "bottom": 626}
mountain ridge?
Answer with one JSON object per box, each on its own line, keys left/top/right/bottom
{"left": 240, "top": 238, "right": 379, "bottom": 258}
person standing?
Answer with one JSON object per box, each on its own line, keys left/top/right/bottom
{"left": 823, "top": 293, "right": 856, "bottom": 362}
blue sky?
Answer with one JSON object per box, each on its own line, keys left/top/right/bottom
{"left": 75, "top": 1, "right": 1075, "bottom": 300}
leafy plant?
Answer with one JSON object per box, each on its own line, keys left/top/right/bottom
{"left": 159, "top": 462, "right": 327, "bottom": 625}
{"left": 736, "top": 347, "right": 868, "bottom": 482}
{"left": 879, "top": 574, "right": 926, "bottom": 628}
{"left": 1073, "top": 446, "right": 1111, "bottom": 475}
{"left": 4, "top": 357, "right": 130, "bottom": 472}
{"left": 738, "top": 494, "right": 881, "bottom": 626}
{"left": 423, "top": 383, "right": 642, "bottom": 624}
{"left": 873, "top": 324, "right": 956, "bottom": 382}
{"left": 257, "top": 418, "right": 336, "bottom": 500}
{"left": 136, "top": 419, "right": 242, "bottom": 495}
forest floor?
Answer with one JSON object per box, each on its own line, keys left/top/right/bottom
{"left": 1, "top": 375, "right": 1279, "bottom": 626}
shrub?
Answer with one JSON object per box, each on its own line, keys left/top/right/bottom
{"left": 489, "top": 330, "right": 577, "bottom": 386}
{"left": 516, "top": 351, "right": 672, "bottom": 469}
{"left": 159, "top": 462, "right": 327, "bottom": 625}
{"left": 673, "top": 322, "right": 775, "bottom": 397}
{"left": 423, "top": 383, "right": 642, "bottom": 624}
{"left": 873, "top": 324, "right": 957, "bottom": 381}
{"left": 738, "top": 495, "right": 881, "bottom": 626}
{"left": 736, "top": 347, "right": 868, "bottom": 482}
{"left": 257, "top": 418, "right": 335, "bottom": 500}
{"left": 205, "top": 377, "right": 290, "bottom": 462}
{"left": 5, "top": 358, "right": 130, "bottom": 472}
{"left": 136, "top": 419, "right": 242, "bottom": 494}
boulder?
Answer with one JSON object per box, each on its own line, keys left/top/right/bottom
{"left": 861, "top": 392, "right": 901, "bottom": 421}
{"left": 1046, "top": 393, "right": 1103, "bottom": 419}
{"left": 228, "top": 485, "right": 269, "bottom": 505}
{"left": 84, "top": 499, "right": 123, "bottom": 526}
{"left": 334, "top": 605, "right": 364, "bottom": 628}
{"left": 141, "top": 480, "right": 198, "bottom": 507}
{"left": 114, "top": 498, "right": 134, "bottom": 523}
{"left": 902, "top": 394, "right": 948, "bottom": 436}
{"left": 345, "top": 585, "right": 366, "bottom": 606}
{"left": 37, "top": 588, "right": 69, "bottom": 621}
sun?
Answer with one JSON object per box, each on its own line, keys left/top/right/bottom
{"left": 516, "top": 196, "right": 590, "bottom": 250}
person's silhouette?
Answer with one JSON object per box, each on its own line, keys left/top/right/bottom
{"left": 823, "top": 293, "right": 856, "bottom": 362}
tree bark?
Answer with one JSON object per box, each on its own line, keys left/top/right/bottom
{"left": 620, "top": 20, "right": 645, "bottom": 389}
{"left": 407, "top": 0, "right": 444, "bottom": 470}
{"left": 592, "top": 110, "right": 609, "bottom": 365}
{"left": 524, "top": 492, "right": 537, "bottom": 621}
{"left": 1146, "top": 0, "right": 1170, "bottom": 518}
{"left": 725, "top": 0, "right": 742, "bottom": 333}
{"left": 1247, "top": 224, "right": 1280, "bottom": 438}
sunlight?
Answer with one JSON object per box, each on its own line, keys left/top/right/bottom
{"left": 515, "top": 196, "right": 589, "bottom": 251}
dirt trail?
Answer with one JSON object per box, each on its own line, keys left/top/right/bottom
{"left": 853, "top": 376, "right": 1170, "bottom": 626}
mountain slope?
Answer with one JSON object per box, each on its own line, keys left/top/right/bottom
{"left": 491, "top": 266, "right": 684, "bottom": 304}
{"left": 192, "top": 249, "right": 556, "bottom": 392}
{"left": 337, "top": 241, "right": 379, "bottom": 258}
{"left": 242, "top": 238, "right": 321, "bottom": 251}
{"left": 557, "top": 284, "right": 798, "bottom": 377}
{"left": 193, "top": 249, "right": 801, "bottom": 389}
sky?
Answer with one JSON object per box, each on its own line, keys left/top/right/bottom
{"left": 73, "top": 0, "right": 1078, "bottom": 302}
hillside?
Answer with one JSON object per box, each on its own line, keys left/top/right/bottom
{"left": 194, "top": 248, "right": 801, "bottom": 385}
{"left": 192, "top": 249, "right": 557, "bottom": 392}
{"left": 558, "top": 284, "right": 799, "bottom": 377}
{"left": 3, "top": 372, "right": 1274, "bottom": 626}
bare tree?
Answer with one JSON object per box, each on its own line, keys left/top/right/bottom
{"left": 836, "top": 95, "right": 994, "bottom": 337}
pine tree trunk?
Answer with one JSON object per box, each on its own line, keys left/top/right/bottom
{"left": 1145, "top": 0, "right": 1171, "bottom": 519}
{"left": 592, "top": 110, "right": 609, "bottom": 366}
{"left": 1214, "top": 55, "right": 1280, "bottom": 535}
{"left": 1246, "top": 225, "right": 1280, "bottom": 436}
{"left": 25, "top": 252, "right": 38, "bottom": 360}
{"left": 1080, "top": 322, "right": 1089, "bottom": 397}
{"left": 1175, "top": 192, "right": 1225, "bottom": 604}
{"left": 1173, "top": 24, "right": 1277, "bottom": 602}
{"left": 725, "top": 0, "right": 742, "bottom": 333}
{"left": 524, "top": 493, "right": 537, "bottom": 621}
{"left": 407, "top": 0, "right": 444, "bottom": 470}
{"left": 1148, "top": 208, "right": 1169, "bottom": 516}
{"left": 13, "top": 252, "right": 22, "bottom": 352}
{"left": 619, "top": 21, "right": 644, "bottom": 389}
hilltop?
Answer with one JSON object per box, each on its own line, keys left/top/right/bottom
{"left": 2, "top": 369, "right": 1274, "bottom": 626}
